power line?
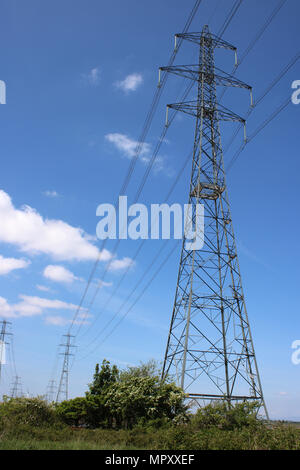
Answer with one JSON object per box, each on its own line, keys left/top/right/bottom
{"left": 217, "top": 0, "right": 243, "bottom": 38}
{"left": 76, "top": 3, "right": 261, "bottom": 359}
{"left": 226, "top": 96, "right": 291, "bottom": 172}
{"left": 78, "top": 241, "right": 181, "bottom": 361}
{"left": 71, "top": 0, "right": 257, "bottom": 358}
{"left": 50, "top": 0, "right": 204, "bottom": 393}
{"left": 76, "top": 89, "right": 291, "bottom": 363}
{"left": 74, "top": 0, "right": 245, "bottom": 340}
{"left": 67, "top": 0, "right": 204, "bottom": 334}
{"left": 237, "top": 0, "right": 287, "bottom": 67}
{"left": 218, "top": 0, "right": 288, "bottom": 103}
{"left": 160, "top": 24, "right": 268, "bottom": 416}
{"left": 74, "top": 64, "right": 199, "bottom": 338}
{"left": 66, "top": 1, "right": 290, "bottom": 377}
{"left": 77, "top": 149, "right": 193, "bottom": 340}
{"left": 223, "top": 51, "right": 300, "bottom": 155}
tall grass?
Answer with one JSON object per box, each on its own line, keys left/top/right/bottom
{"left": 0, "top": 397, "right": 299, "bottom": 450}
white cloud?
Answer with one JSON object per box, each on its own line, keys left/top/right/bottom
{"left": 36, "top": 285, "right": 51, "bottom": 292}
{"left": 0, "top": 255, "right": 30, "bottom": 275}
{"left": 82, "top": 67, "right": 101, "bottom": 86}
{"left": 0, "top": 189, "right": 102, "bottom": 262}
{"left": 109, "top": 257, "right": 134, "bottom": 272}
{"left": 105, "top": 133, "right": 170, "bottom": 175}
{"left": 93, "top": 279, "right": 112, "bottom": 288}
{"left": 43, "top": 190, "right": 59, "bottom": 198}
{"left": 0, "top": 297, "right": 16, "bottom": 318}
{"left": 115, "top": 73, "right": 143, "bottom": 93}
{"left": 17, "top": 295, "right": 81, "bottom": 316}
{"left": 43, "top": 265, "right": 79, "bottom": 284}
{"left": 0, "top": 294, "right": 84, "bottom": 319}
{"left": 105, "top": 133, "right": 151, "bottom": 160}
{"left": 45, "top": 315, "right": 90, "bottom": 327}
{"left": 45, "top": 316, "right": 70, "bottom": 326}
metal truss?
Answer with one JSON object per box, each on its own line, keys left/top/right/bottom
{"left": 56, "top": 334, "right": 76, "bottom": 403}
{"left": 162, "top": 25, "right": 268, "bottom": 418}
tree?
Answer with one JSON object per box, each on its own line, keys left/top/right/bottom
{"left": 55, "top": 360, "right": 187, "bottom": 429}
{"left": 88, "top": 359, "right": 119, "bottom": 396}
{"left": 56, "top": 397, "right": 87, "bottom": 427}
{"left": 105, "top": 361, "right": 187, "bottom": 428}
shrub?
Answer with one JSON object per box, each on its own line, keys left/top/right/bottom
{"left": 0, "top": 397, "right": 60, "bottom": 429}
{"left": 192, "top": 401, "right": 262, "bottom": 430}
{"left": 55, "top": 397, "right": 88, "bottom": 427}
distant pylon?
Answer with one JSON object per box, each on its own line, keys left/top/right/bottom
{"left": 46, "top": 380, "right": 57, "bottom": 403}
{"left": 56, "top": 334, "right": 75, "bottom": 402}
{"left": 161, "top": 25, "right": 268, "bottom": 418}
{"left": 10, "top": 375, "right": 23, "bottom": 398}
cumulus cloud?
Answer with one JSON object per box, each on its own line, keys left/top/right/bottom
{"left": 82, "top": 66, "right": 101, "bottom": 86}
{"left": 0, "top": 189, "right": 102, "bottom": 262}
{"left": 109, "top": 257, "right": 134, "bottom": 272}
{"left": 105, "top": 133, "right": 170, "bottom": 174}
{"left": 0, "top": 294, "right": 84, "bottom": 319}
{"left": 0, "top": 297, "right": 16, "bottom": 318}
{"left": 43, "top": 265, "right": 79, "bottom": 284}
{"left": 0, "top": 255, "right": 30, "bottom": 275}
{"left": 105, "top": 133, "right": 151, "bottom": 160}
{"left": 115, "top": 73, "right": 143, "bottom": 93}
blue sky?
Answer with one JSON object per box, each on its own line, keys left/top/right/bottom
{"left": 0, "top": 0, "right": 299, "bottom": 420}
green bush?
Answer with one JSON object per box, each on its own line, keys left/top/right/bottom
{"left": 55, "top": 360, "right": 188, "bottom": 429}
{"left": 0, "top": 397, "right": 61, "bottom": 429}
{"left": 55, "top": 397, "right": 87, "bottom": 427}
{"left": 191, "top": 401, "right": 262, "bottom": 430}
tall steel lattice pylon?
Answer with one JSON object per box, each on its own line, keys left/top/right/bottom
{"left": 161, "top": 25, "right": 268, "bottom": 418}
{"left": 10, "top": 375, "right": 23, "bottom": 398}
{"left": 0, "top": 320, "right": 12, "bottom": 387}
{"left": 46, "top": 380, "right": 57, "bottom": 403}
{"left": 56, "top": 334, "right": 75, "bottom": 402}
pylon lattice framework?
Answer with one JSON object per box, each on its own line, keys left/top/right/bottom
{"left": 161, "top": 25, "right": 268, "bottom": 418}
{"left": 10, "top": 375, "right": 23, "bottom": 399}
{"left": 56, "top": 334, "right": 75, "bottom": 403}
{"left": 0, "top": 320, "right": 12, "bottom": 387}
{"left": 46, "top": 380, "right": 57, "bottom": 403}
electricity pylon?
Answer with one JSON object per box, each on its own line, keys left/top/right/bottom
{"left": 46, "top": 380, "right": 57, "bottom": 403}
{"left": 0, "top": 320, "right": 12, "bottom": 386}
{"left": 10, "top": 375, "right": 23, "bottom": 398}
{"left": 56, "top": 334, "right": 75, "bottom": 402}
{"left": 161, "top": 25, "right": 268, "bottom": 418}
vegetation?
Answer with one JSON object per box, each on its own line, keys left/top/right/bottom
{"left": 0, "top": 360, "right": 299, "bottom": 450}
{"left": 56, "top": 359, "right": 186, "bottom": 429}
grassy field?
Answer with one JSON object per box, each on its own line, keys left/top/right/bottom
{"left": 0, "top": 396, "right": 299, "bottom": 450}
{"left": 1, "top": 422, "right": 300, "bottom": 450}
